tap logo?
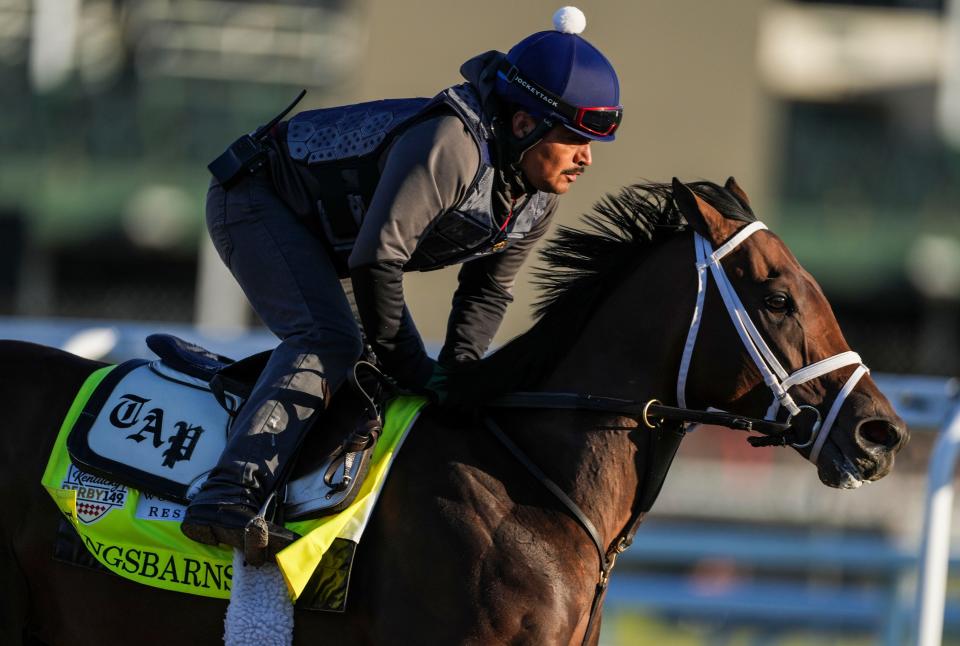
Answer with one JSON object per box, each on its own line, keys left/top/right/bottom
{"left": 107, "top": 394, "right": 206, "bottom": 469}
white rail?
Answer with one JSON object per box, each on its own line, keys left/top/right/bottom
{"left": 916, "top": 402, "right": 960, "bottom": 646}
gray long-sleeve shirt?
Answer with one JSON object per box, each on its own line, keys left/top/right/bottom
{"left": 347, "top": 109, "right": 556, "bottom": 375}
{"left": 268, "top": 51, "right": 558, "bottom": 387}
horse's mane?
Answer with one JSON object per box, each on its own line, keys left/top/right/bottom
{"left": 455, "top": 180, "right": 755, "bottom": 403}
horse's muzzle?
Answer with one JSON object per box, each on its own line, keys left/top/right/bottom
{"left": 816, "top": 408, "right": 907, "bottom": 488}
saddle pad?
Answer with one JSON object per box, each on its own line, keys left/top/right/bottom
{"left": 66, "top": 359, "right": 240, "bottom": 503}
{"left": 42, "top": 365, "right": 426, "bottom": 610}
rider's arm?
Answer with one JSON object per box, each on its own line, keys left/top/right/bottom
{"left": 348, "top": 114, "right": 479, "bottom": 388}
{"left": 438, "top": 197, "right": 558, "bottom": 365}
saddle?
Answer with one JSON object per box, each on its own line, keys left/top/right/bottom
{"left": 66, "top": 333, "right": 395, "bottom": 521}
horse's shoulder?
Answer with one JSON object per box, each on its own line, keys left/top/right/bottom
{"left": 385, "top": 410, "right": 513, "bottom": 515}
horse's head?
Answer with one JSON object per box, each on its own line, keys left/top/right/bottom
{"left": 672, "top": 177, "right": 907, "bottom": 488}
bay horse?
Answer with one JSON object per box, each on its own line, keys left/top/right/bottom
{"left": 0, "top": 179, "right": 906, "bottom": 645}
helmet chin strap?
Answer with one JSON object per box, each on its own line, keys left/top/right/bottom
{"left": 507, "top": 116, "right": 554, "bottom": 165}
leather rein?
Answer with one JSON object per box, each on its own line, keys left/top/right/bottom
{"left": 489, "top": 391, "right": 799, "bottom": 444}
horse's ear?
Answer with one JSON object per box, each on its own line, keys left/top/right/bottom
{"left": 672, "top": 177, "right": 740, "bottom": 246}
{"left": 724, "top": 176, "right": 752, "bottom": 212}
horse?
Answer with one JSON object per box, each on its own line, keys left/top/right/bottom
{"left": 0, "top": 178, "right": 907, "bottom": 645}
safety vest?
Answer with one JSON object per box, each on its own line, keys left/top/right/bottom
{"left": 285, "top": 83, "right": 550, "bottom": 271}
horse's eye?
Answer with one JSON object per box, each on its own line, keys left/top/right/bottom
{"left": 764, "top": 293, "right": 790, "bottom": 311}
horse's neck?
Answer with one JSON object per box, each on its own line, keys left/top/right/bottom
{"left": 517, "top": 236, "right": 696, "bottom": 548}
{"left": 545, "top": 235, "right": 696, "bottom": 400}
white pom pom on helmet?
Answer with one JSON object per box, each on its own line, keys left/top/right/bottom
{"left": 553, "top": 6, "right": 586, "bottom": 35}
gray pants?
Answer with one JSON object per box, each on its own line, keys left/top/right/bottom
{"left": 194, "top": 173, "right": 363, "bottom": 509}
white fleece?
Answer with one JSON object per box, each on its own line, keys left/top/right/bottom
{"left": 223, "top": 550, "right": 294, "bottom": 646}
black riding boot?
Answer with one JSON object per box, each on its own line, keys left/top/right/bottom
{"left": 181, "top": 345, "right": 331, "bottom": 562}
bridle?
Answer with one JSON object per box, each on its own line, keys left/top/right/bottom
{"left": 676, "top": 221, "right": 868, "bottom": 464}
{"left": 479, "top": 219, "right": 871, "bottom": 645}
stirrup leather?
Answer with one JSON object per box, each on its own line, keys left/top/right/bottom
{"left": 285, "top": 418, "right": 381, "bottom": 519}
{"left": 284, "top": 361, "right": 390, "bottom": 519}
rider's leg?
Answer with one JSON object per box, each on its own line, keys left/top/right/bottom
{"left": 182, "top": 173, "right": 363, "bottom": 553}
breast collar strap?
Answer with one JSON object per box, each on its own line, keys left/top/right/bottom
{"left": 481, "top": 414, "right": 633, "bottom": 646}
{"left": 675, "top": 222, "right": 868, "bottom": 464}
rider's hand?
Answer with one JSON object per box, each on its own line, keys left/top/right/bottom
{"left": 423, "top": 363, "right": 451, "bottom": 406}
{"left": 424, "top": 362, "right": 477, "bottom": 410}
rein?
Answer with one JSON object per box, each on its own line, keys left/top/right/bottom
{"left": 488, "top": 391, "right": 798, "bottom": 444}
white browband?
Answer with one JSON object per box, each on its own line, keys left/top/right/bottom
{"left": 676, "top": 222, "right": 868, "bottom": 464}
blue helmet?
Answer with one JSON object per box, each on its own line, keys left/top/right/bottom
{"left": 495, "top": 8, "right": 622, "bottom": 142}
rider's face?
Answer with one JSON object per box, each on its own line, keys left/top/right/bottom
{"left": 513, "top": 114, "right": 593, "bottom": 195}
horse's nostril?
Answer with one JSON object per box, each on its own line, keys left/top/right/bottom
{"left": 857, "top": 418, "right": 901, "bottom": 450}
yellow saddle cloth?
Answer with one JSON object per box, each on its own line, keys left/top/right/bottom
{"left": 42, "top": 365, "right": 426, "bottom": 611}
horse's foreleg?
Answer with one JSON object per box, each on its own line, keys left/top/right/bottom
{"left": 0, "top": 536, "right": 42, "bottom": 644}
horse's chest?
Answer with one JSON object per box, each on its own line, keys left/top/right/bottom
{"left": 441, "top": 466, "right": 589, "bottom": 641}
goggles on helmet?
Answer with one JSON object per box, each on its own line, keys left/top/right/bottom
{"left": 497, "top": 61, "right": 623, "bottom": 138}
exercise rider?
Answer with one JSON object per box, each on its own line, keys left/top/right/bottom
{"left": 181, "top": 7, "right": 624, "bottom": 558}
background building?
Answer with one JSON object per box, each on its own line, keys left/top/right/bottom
{"left": 3, "top": 0, "right": 958, "bottom": 376}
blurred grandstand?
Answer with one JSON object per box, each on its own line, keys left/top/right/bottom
{"left": 2, "top": 0, "right": 960, "bottom": 644}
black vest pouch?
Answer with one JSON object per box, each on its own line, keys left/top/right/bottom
{"left": 208, "top": 135, "right": 268, "bottom": 189}
{"left": 209, "top": 90, "right": 306, "bottom": 188}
